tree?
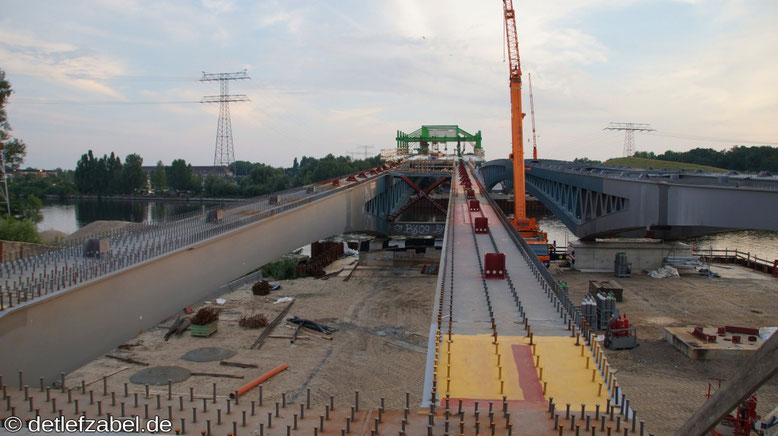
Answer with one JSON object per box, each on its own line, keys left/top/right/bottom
{"left": 0, "top": 216, "right": 39, "bottom": 243}
{"left": 189, "top": 174, "right": 203, "bottom": 193}
{"left": 75, "top": 150, "right": 99, "bottom": 194}
{"left": 167, "top": 159, "right": 193, "bottom": 191}
{"left": 204, "top": 175, "right": 239, "bottom": 197}
{"left": 0, "top": 69, "right": 27, "bottom": 171}
{"left": 12, "top": 194, "right": 43, "bottom": 223}
{"left": 105, "top": 152, "right": 123, "bottom": 194}
{"left": 122, "top": 153, "right": 146, "bottom": 193}
{"left": 150, "top": 161, "right": 167, "bottom": 193}
{"left": 229, "top": 160, "right": 253, "bottom": 177}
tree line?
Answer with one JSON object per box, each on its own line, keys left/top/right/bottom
{"left": 74, "top": 151, "right": 147, "bottom": 195}
{"left": 66, "top": 151, "right": 384, "bottom": 198}
{"left": 634, "top": 145, "right": 778, "bottom": 173}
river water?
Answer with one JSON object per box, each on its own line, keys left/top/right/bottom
{"left": 38, "top": 199, "right": 778, "bottom": 262}
{"left": 38, "top": 199, "right": 223, "bottom": 234}
{"left": 536, "top": 215, "right": 778, "bottom": 262}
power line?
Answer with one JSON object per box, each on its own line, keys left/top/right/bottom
{"left": 11, "top": 99, "right": 200, "bottom": 105}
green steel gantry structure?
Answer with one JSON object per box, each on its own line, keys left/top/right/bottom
{"left": 396, "top": 125, "right": 482, "bottom": 156}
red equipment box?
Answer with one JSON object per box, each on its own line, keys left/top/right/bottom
{"left": 474, "top": 217, "right": 488, "bottom": 234}
{"left": 484, "top": 253, "right": 506, "bottom": 279}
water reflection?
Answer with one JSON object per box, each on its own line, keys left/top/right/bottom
{"left": 39, "top": 199, "right": 221, "bottom": 235}
{"left": 531, "top": 212, "right": 777, "bottom": 261}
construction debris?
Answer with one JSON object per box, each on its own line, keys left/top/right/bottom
{"left": 220, "top": 361, "right": 258, "bottom": 369}
{"left": 191, "top": 307, "right": 220, "bottom": 325}
{"left": 287, "top": 316, "right": 337, "bottom": 335}
{"left": 296, "top": 241, "right": 344, "bottom": 277}
{"left": 250, "top": 301, "right": 294, "bottom": 350}
{"left": 105, "top": 354, "right": 149, "bottom": 366}
{"left": 164, "top": 317, "right": 190, "bottom": 341}
{"left": 117, "top": 340, "right": 143, "bottom": 350}
{"left": 190, "top": 372, "right": 244, "bottom": 379}
{"left": 269, "top": 335, "right": 310, "bottom": 340}
{"left": 252, "top": 280, "right": 271, "bottom": 296}
{"left": 238, "top": 313, "right": 269, "bottom": 329}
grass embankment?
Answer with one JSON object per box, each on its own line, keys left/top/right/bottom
{"left": 603, "top": 157, "right": 728, "bottom": 172}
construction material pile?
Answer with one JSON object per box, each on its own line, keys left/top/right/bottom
{"left": 252, "top": 280, "right": 270, "bottom": 296}
{"left": 296, "top": 241, "right": 344, "bottom": 277}
{"left": 191, "top": 307, "right": 220, "bottom": 325}
{"left": 239, "top": 313, "right": 269, "bottom": 329}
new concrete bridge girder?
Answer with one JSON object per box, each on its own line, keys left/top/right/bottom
{"left": 0, "top": 177, "right": 387, "bottom": 383}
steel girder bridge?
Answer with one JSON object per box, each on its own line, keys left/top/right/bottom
{"left": 477, "top": 159, "right": 778, "bottom": 240}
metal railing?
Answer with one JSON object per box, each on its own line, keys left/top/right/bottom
{"left": 471, "top": 161, "right": 639, "bottom": 424}
{"left": 692, "top": 247, "right": 777, "bottom": 275}
{"left": 0, "top": 165, "right": 403, "bottom": 312}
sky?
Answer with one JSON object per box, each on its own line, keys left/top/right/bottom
{"left": 1, "top": 0, "right": 777, "bottom": 170}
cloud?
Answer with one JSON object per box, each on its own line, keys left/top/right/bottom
{"left": 3, "top": 0, "right": 777, "bottom": 169}
{"left": 0, "top": 29, "right": 126, "bottom": 99}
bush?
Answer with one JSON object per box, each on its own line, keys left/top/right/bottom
{"left": 0, "top": 216, "right": 41, "bottom": 243}
{"left": 260, "top": 258, "right": 298, "bottom": 280}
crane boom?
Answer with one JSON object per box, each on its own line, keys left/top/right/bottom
{"left": 502, "top": 0, "right": 526, "bottom": 220}
{"left": 529, "top": 72, "right": 537, "bottom": 160}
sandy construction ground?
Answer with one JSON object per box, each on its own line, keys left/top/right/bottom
{"left": 66, "top": 260, "right": 436, "bottom": 412}
{"left": 553, "top": 265, "right": 778, "bottom": 435}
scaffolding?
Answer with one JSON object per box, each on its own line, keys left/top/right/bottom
{"left": 396, "top": 125, "right": 483, "bottom": 157}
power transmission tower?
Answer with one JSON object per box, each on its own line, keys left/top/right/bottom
{"left": 604, "top": 122, "right": 654, "bottom": 157}
{"left": 357, "top": 145, "right": 374, "bottom": 160}
{"left": 201, "top": 70, "right": 250, "bottom": 167}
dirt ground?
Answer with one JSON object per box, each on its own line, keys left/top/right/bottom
{"left": 553, "top": 265, "right": 778, "bottom": 435}
{"left": 67, "top": 258, "right": 436, "bottom": 412}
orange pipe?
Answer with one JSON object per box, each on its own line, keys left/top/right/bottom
{"left": 229, "top": 364, "right": 288, "bottom": 399}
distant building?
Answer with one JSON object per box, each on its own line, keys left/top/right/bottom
{"left": 11, "top": 169, "right": 59, "bottom": 178}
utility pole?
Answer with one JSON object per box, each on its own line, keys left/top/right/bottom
{"left": 201, "top": 70, "right": 250, "bottom": 167}
{"left": 604, "top": 122, "right": 654, "bottom": 157}
{"left": 0, "top": 141, "right": 10, "bottom": 215}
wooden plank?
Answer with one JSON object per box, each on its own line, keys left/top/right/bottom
{"left": 220, "top": 361, "right": 258, "bottom": 369}
{"left": 105, "top": 354, "right": 149, "bottom": 366}
{"left": 190, "top": 372, "right": 244, "bottom": 379}
{"left": 84, "top": 367, "right": 129, "bottom": 387}
{"left": 676, "top": 331, "right": 778, "bottom": 435}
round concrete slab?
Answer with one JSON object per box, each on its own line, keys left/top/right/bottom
{"left": 130, "top": 366, "right": 191, "bottom": 385}
{"left": 181, "top": 347, "right": 237, "bottom": 362}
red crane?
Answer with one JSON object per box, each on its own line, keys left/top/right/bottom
{"left": 529, "top": 72, "right": 538, "bottom": 160}
{"left": 502, "top": 0, "right": 549, "bottom": 262}
{"left": 501, "top": 0, "right": 526, "bottom": 221}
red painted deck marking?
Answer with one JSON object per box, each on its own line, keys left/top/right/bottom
{"left": 512, "top": 343, "right": 546, "bottom": 403}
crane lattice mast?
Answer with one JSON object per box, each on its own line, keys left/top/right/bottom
{"left": 529, "top": 72, "right": 538, "bottom": 160}
{"left": 502, "top": 0, "right": 527, "bottom": 220}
